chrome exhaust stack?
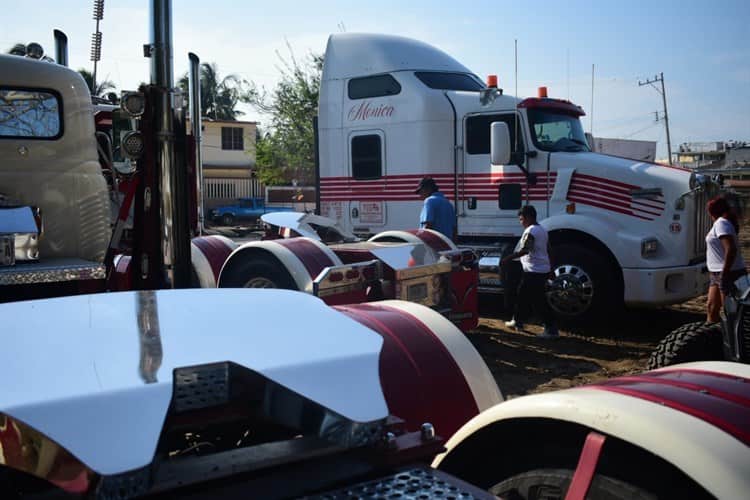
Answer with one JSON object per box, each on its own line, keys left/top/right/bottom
{"left": 53, "top": 29, "right": 68, "bottom": 67}
{"left": 148, "top": 0, "right": 191, "bottom": 288}
{"left": 188, "top": 52, "right": 205, "bottom": 235}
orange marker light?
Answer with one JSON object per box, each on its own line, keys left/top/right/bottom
{"left": 487, "top": 74, "right": 498, "bottom": 88}
{"left": 538, "top": 86, "right": 548, "bottom": 98}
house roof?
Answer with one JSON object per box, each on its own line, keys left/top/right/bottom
{"left": 201, "top": 118, "right": 258, "bottom": 125}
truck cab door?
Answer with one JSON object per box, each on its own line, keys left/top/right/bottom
{"left": 460, "top": 112, "right": 544, "bottom": 232}
{"left": 347, "top": 130, "right": 387, "bottom": 235}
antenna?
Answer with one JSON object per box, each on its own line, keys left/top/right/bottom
{"left": 590, "top": 64, "right": 595, "bottom": 137}
{"left": 566, "top": 48, "right": 570, "bottom": 100}
{"left": 514, "top": 39, "right": 519, "bottom": 152}
{"left": 639, "top": 72, "right": 673, "bottom": 165}
{"left": 90, "top": 0, "right": 105, "bottom": 94}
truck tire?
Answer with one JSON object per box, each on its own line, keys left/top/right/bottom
{"left": 221, "top": 213, "right": 234, "bottom": 226}
{"left": 547, "top": 244, "right": 617, "bottom": 324}
{"left": 219, "top": 256, "right": 297, "bottom": 290}
{"left": 490, "top": 468, "right": 655, "bottom": 500}
{"left": 647, "top": 321, "right": 723, "bottom": 369}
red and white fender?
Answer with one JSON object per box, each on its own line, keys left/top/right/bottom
{"left": 190, "top": 235, "right": 238, "bottom": 288}
{"left": 434, "top": 361, "right": 750, "bottom": 499}
{"left": 369, "top": 228, "right": 457, "bottom": 253}
{"left": 334, "top": 300, "right": 502, "bottom": 439}
{"left": 218, "top": 237, "right": 342, "bottom": 292}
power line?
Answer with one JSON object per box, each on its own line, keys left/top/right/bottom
{"left": 622, "top": 122, "right": 660, "bottom": 139}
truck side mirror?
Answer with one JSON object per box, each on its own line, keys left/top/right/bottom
{"left": 490, "top": 122, "right": 511, "bottom": 165}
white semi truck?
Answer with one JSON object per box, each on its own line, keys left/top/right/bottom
{"left": 316, "top": 33, "right": 716, "bottom": 322}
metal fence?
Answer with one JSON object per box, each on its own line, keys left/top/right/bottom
{"left": 204, "top": 177, "right": 264, "bottom": 206}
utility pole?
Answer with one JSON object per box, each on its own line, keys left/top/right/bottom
{"left": 90, "top": 0, "right": 104, "bottom": 93}
{"left": 639, "top": 72, "right": 672, "bottom": 165}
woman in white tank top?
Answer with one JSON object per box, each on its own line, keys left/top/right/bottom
{"left": 705, "top": 196, "right": 746, "bottom": 323}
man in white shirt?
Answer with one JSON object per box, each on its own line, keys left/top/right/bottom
{"left": 501, "top": 205, "right": 558, "bottom": 338}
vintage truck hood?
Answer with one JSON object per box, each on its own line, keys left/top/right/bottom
{"left": 0, "top": 289, "right": 387, "bottom": 474}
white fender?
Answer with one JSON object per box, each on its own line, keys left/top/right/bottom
{"left": 433, "top": 361, "right": 750, "bottom": 500}
{"left": 219, "top": 238, "right": 342, "bottom": 293}
{"left": 190, "top": 235, "right": 238, "bottom": 288}
{"left": 542, "top": 213, "right": 653, "bottom": 269}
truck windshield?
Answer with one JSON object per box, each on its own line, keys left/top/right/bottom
{"left": 527, "top": 109, "right": 590, "bottom": 152}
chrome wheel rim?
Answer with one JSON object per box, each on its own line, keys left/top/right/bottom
{"left": 547, "top": 264, "right": 595, "bottom": 317}
{"left": 243, "top": 277, "right": 277, "bottom": 288}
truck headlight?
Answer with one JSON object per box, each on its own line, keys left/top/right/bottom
{"left": 121, "top": 131, "right": 144, "bottom": 159}
{"left": 121, "top": 91, "right": 146, "bottom": 117}
{"left": 641, "top": 238, "right": 658, "bottom": 257}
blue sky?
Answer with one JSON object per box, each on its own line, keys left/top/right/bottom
{"left": 2, "top": 0, "right": 748, "bottom": 159}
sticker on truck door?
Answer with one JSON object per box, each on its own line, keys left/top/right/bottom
{"left": 321, "top": 201, "right": 344, "bottom": 221}
{"left": 359, "top": 201, "right": 385, "bottom": 224}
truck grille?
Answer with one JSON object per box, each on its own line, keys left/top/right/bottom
{"left": 692, "top": 189, "right": 711, "bottom": 259}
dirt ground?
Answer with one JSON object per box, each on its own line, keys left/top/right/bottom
{"left": 475, "top": 211, "right": 750, "bottom": 399}
{"left": 470, "top": 297, "right": 706, "bottom": 399}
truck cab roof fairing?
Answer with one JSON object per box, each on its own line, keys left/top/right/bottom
{"left": 0, "top": 289, "right": 387, "bottom": 475}
{"left": 323, "top": 33, "right": 475, "bottom": 81}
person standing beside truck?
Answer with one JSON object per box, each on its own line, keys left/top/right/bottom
{"left": 415, "top": 177, "right": 456, "bottom": 241}
{"left": 501, "top": 205, "right": 558, "bottom": 339}
{"left": 705, "top": 196, "right": 747, "bottom": 324}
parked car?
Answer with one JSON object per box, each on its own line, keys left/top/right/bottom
{"left": 209, "top": 197, "right": 293, "bottom": 227}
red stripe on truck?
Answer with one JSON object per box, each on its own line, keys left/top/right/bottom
{"left": 334, "top": 303, "right": 479, "bottom": 438}
{"left": 588, "top": 369, "right": 750, "bottom": 445}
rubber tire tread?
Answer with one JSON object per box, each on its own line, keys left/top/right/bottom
{"left": 491, "top": 468, "right": 656, "bottom": 500}
{"left": 221, "top": 213, "right": 234, "bottom": 226}
{"left": 647, "top": 321, "right": 723, "bottom": 369}
{"left": 218, "top": 256, "right": 297, "bottom": 290}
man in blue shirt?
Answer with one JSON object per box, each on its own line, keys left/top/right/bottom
{"left": 415, "top": 177, "right": 456, "bottom": 241}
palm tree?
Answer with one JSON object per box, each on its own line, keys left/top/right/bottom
{"left": 77, "top": 69, "right": 117, "bottom": 98}
{"left": 178, "top": 62, "right": 245, "bottom": 121}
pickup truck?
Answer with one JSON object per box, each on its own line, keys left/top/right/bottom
{"left": 209, "top": 197, "right": 293, "bottom": 227}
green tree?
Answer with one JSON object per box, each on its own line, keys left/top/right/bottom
{"left": 243, "top": 46, "right": 322, "bottom": 186}
{"left": 178, "top": 63, "right": 245, "bottom": 121}
{"left": 77, "top": 69, "right": 117, "bottom": 99}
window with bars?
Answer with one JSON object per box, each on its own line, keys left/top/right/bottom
{"left": 221, "top": 127, "right": 244, "bottom": 150}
